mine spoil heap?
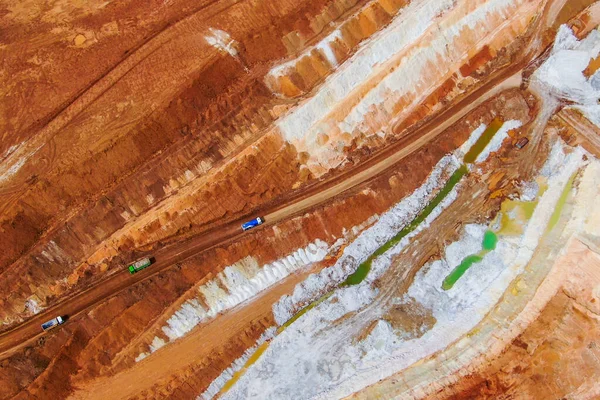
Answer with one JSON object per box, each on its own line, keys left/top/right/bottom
{"left": 1, "top": 0, "right": 600, "bottom": 399}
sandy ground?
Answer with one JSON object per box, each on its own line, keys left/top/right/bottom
{"left": 0, "top": 67, "right": 523, "bottom": 359}
{"left": 2, "top": 0, "right": 598, "bottom": 398}
{"left": 68, "top": 264, "right": 323, "bottom": 400}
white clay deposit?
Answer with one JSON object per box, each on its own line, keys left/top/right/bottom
{"left": 135, "top": 240, "right": 330, "bottom": 361}
{"left": 219, "top": 139, "right": 587, "bottom": 400}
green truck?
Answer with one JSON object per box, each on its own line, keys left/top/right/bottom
{"left": 128, "top": 257, "right": 152, "bottom": 274}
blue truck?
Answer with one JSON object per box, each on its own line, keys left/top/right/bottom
{"left": 41, "top": 316, "right": 65, "bottom": 331}
{"left": 242, "top": 217, "right": 263, "bottom": 231}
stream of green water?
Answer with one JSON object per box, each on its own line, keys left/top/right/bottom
{"left": 441, "top": 230, "right": 498, "bottom": 290}
{"left": 344, "top": 165, "right": 468, "bottom": 285}
{"left": 344, "top": 119, "right": 504, "bottom": 286}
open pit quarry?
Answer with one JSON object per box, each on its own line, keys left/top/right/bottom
{"left": 2, "top": 0, "right": 600, "bottom": 398}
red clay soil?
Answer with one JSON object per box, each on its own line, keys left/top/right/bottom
{"left": 0, "top": 88, "right": 536, "bottom": 399}
{"left": 0, "top": 0, "right": 586, "bottom": 398}
{"left": 0, "top": 0, "right": 374, "bottom": 328}
{"left": 423, "top": 240, "right": 600, "bottom": 400}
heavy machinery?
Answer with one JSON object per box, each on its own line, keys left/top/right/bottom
{"left": 515, "top": 137, "right": 529, "bottom": 149}
{"left": 242, "top": 217, "right": 263, "bottom": 231}
{"left": 41, "top": 316, "right": 65, "bottom": 331}
{"left": 128, "top": 257, "right": 152, "bottom": 274}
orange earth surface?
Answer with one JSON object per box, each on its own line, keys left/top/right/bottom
{"left": 1, "top": 0, "right": 600, "bottom": 398}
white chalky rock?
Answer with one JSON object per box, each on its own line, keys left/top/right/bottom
{"left": 137, "top": 240, "right": 330, "bottom": 358}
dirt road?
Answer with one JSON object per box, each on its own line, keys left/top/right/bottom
{"left": 0, "top": 60, "right": 526, "bottom": 360}
{"left": 0, "top": 0, "right": 564, "bottom": 361}
{"left": 69, "top": 66, "right": 530, "bottom": 400}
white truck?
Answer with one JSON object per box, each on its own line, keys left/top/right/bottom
{"left": 41, "top": 316, "right": 65, "bottom": 331}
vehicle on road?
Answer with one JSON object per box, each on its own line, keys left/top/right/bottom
{"left": 128, "top": 257, "right": 153, "bottom": 274}
{"left": 41, "top": 316, "right": 65, "bottom": 331}
{"left": 242, "top": 217, "right": 263, "bottom": 231}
